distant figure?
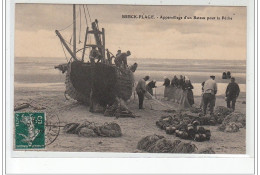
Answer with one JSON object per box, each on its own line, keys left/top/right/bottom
{"left": 89, "top": 46, "right": 101, "bottom": 63}
{"left": 146, "top": 80, "right": 157, "bottom": 96}
{"left": 171, "top": 75, "right": 179, "bottom": 87}
{"left": 136, "top": 76, "right": 150, "bottom": 109}
{"left": 226, "top": 71, "right": 231, "bottom": 79}
{"left": 203, "top": 75, "right": 217, "bottom": 115}
{"left": 222, "top": 72, "right": 227, "bottom": 79}
{"left": 186, "top": 80, "right": 194, "bottom": 106}
{"left": 114, "top": 51, "right": 131, "bottom": 68}
{"left": 129, "top": 63, "right": 138, "bottom": 72}
{"left": 225, "top": 77, "right": 240, "bottom": 111}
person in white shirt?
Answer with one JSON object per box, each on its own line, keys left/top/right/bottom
{"left": 203, "top": 75, "right": 217, "bottom": 115}
{"left": 135, "top": 76, "right": 150, "bottom": 109}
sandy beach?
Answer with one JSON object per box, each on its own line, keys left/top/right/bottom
{"left": 14, "top": 85, "right": 246, "bottom": 154}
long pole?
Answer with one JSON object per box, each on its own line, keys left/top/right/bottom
{"left": 73, "top": 4, "right": 76, "bottom": 57}
{"left": 55, "top": 30, "right": 78, "bottom": 61}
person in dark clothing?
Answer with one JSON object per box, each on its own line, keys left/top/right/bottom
{"left": 179, "top": 75, "right": 185, "bottom": 88}
{"left": 226, "top": 71, "right": 231, "bottom": 79}
{"left": 225, "top": 77, "right": 240, "bottom": 111}
{"left": 114, "top": 51, "right": 131, "bottom": 68}
{"left": 222, "top": 72, "right": 227, "bottom": 79}
{"left": 106, "top": 49, "right": 115, "bottom": 64}
{"left": 186, "top": 80, "right": 194, "bottom": 106}
{"left": 89, "top": 46, "right": 101, "bottom": 63}
{"left": 116, "top": 50, "right": 121, "bottom": 56}
{"left": 146, "top": 80, "right": 157, "bottom": 96}
{"left": 136, "top": 76, "right": 150, "bottom": 109}
{"left": 171, "top": 75, "right": 179, "bottom": 87}
{"left": 129, "top": 63, "right": 138, "bottom": 72}
{"left": 163, "top": 77, "right": 171, "bottom": 87}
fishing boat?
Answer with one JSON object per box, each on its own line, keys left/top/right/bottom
{"left": 55, "top": 5, "right": 136, "bottom": 110}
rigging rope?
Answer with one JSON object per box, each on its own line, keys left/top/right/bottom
{"left": 59, "top": 39, "right": 69, "bottom": 62}
{"left": 85, "top": 5, "right": 92, "bottom": 23}
{"left": 78, "top": 6, "right": 82, "bottom": 44}
{"left": 57, "top": 9, "right": 80, "bottom": 32}
{"left": 82, "top": 5, "right": 88, "bottom": 27}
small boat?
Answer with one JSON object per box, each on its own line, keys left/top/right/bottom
{"left": 55, "top": 5, "right": 136, "bottom": 109}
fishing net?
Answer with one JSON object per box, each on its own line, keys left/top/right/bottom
{"left": 137, "top": 135, "right": 197, "bottom": 153}
{"left": 213, "top": 106, "right": 233, "bottom": 123}
{"left": 104, "top": 99, "right": 136, "bottom": 118}
{"left": 155, "top": 115, "right": 211, "bottom": 142}
{"left": 63, "top": 120, "right": 122, "bottom": 137}
{"left": 95, "top": 122, "right": 122, "bottom": 137}
{"left": 137, "top": 134, "right": 164, "bottom": 151}
{"left": 218, "top": 112, "right": 246, "bottom": 132}
{"left": 197, "top": 147, "right": 215, "bottom": 154}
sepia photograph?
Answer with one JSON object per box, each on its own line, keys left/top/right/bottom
{"left": 14, "top": 4, "right": 247, "bottom": 154}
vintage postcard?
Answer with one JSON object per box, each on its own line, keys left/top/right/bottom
{"left": 14, "top": 3, "right": 247, "bottom": 154}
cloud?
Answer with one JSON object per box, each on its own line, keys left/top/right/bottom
{"left": 15, "top": 4, "right": 246, "bottom": 60}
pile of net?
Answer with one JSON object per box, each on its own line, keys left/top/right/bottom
{"left": 104, "top": 98, "right": 137, "bottom": 118}
{"left": 63, "top": 120, "right": 122, "bottom": 137}
{"left": 213, "top": 106, "right": 233, "bottom": 123}
{"left": 218, "top": 112, "right": 246, "bottom": 132}
{"left": 137, "top": 134, "right": 198, "bottom": 153}
{"left": 156, "top": 115, "right": 211, "bottom": 142}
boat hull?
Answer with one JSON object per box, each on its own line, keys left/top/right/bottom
{"left": 65, "top": 61, "right": 134, "bottom": 106}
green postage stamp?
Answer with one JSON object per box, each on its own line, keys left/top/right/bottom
{"left": 15, "top": 112, "right": 45, "bottom": 149}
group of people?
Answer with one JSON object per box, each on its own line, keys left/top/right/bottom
{"left": 89, "top": 46, "right": 131, "bottom": 69}
{"left": 201, "top": 75, "right": 240, "bottom": 115}
{"left": 135, "top": 74, "right": 240, "bottom": 113}
{"left": 222, "top": 71, "right": 232, "bottom": 79}
{"left": 163, "top": 75, "right": 195, "bottom": 107}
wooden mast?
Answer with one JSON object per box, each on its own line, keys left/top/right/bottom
{"left": 73, "top": 4, "right": 77, "bottom": 57}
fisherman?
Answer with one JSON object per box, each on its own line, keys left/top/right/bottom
{"left": 89, "top": 46, "right": 101, "bottom": 63}
{"left": 114, "top": 50, "right": 131, "bottom": 68}
{"left": 203, "top": 75, "right": 217, "bottom": 115}
{"left": 146, "top": 80, "right": 157, "bottom": 96}
{"left": 225, "top": 77, "right": 240, "bottom": 111}
{"left": 116, "top": 50, "right": 121, "bottom": 57}
{"left": 106, "top": 49, "right": 115, "bottom": 64}
{"left": 136, "top": 76, "right": 150, "bottom": 109}
{"left": 113, "top": 50, "right": 121, "bottom": 66}
{"left": 129, "top": 63, "right": 138, "bottom": 72}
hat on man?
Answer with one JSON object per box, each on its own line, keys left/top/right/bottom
{"left": 210, "top": 75, "right": 215, "bottom": 78}
{"left": 144, "top": 75, "right": 150, "bottom": 80}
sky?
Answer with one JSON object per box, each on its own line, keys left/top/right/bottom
{"left": 15, "top": 4, "right": 247, "bottom": 60}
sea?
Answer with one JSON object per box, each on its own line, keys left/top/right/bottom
{"left": 14, "top": 57, "right": 246, "bottom": 97}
